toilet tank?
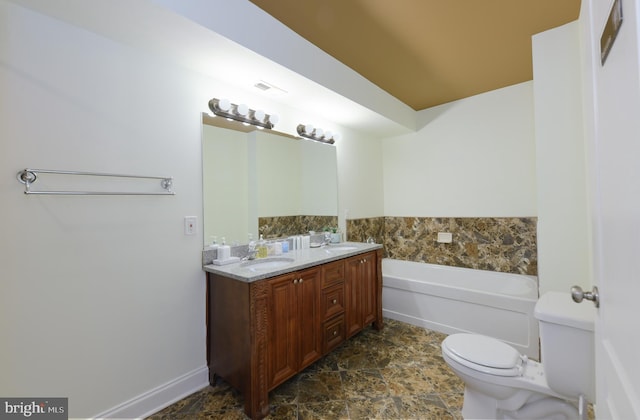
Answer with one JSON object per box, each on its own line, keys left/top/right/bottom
{"left": 534, "top": 291, "right": 596, "bottom": 402}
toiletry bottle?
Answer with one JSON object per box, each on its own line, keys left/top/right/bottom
{"left": 257, "top": 234, "right": 268, "bottom": 259}
{"left": 218, "top": 237, "right": 231, "bottom": 260}
{"left": 247, "top": 234, "right": 257, "bottom": 259}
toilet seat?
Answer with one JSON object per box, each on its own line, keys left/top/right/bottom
{"left": 442, "top": 334, "right": 526, "bottom": 377}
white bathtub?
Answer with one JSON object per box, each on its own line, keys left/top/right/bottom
{"left": 382, "top": 258, "right": 540, "bottom": 359}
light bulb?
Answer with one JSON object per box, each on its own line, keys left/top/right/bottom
{"left": 315, "top": 128, "right": 324, "bottom": 138}
{"left": 304, "top": 124, "right": 314, "bottom": 135}
{"left": 218, "top": 98, "right": 231, "bottom": 112}
{"left": 236, "top": 103, "right": 249, "bottom": 116}
{"left": 268, "top": 114, "right": 279, "bottom": 126}
{"left": 324, "top": 131, "right": 333, "bottom": 140}
{"left": 253, "top": 109, "right": 266, "bottom": 122}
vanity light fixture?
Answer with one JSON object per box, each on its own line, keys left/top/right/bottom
{"left": 208, "top": 98, "right": 279, "bottom": 129}
{"left": 296, "top": 124, "right": 340, "bottom": 144}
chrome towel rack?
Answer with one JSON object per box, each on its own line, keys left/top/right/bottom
{"left": 16, "top": 168, "right": 175, "bottom": 195}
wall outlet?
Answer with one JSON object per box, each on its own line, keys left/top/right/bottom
{"left": 437, "top": 232, "right": 453, "bottom": 243}
{"left": 184, "top": 216, "right": 197, "bottom": 235}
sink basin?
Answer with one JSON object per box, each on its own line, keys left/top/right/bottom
{"left": 326, "top": 246, "right": 358, "bottom": 252}
{"left": 241, "top": 257, "right": 295, "bottom": 271}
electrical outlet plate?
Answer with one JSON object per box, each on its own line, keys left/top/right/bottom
{"left": 437, "top": 232, "right": 453, "bottom": 243}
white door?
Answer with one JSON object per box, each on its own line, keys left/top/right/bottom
{"left": 584, "top": 0, "right": 640, "bottom": 417}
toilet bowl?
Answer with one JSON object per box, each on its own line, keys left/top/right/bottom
{"left": 442, "top": 334, "right": 579, "bottom": 419}
{"left": 441, "top": 291, "right": 595, "bottom": 420}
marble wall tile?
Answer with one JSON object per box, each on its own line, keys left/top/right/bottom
{"left": 346, "top": 217, "right": 385, "bottom": 244}
{"left": 346, "top": 216, "right": 537, "bottom": 275}
{"left": 259, "top": 215, "right": 338, "bottom": 239}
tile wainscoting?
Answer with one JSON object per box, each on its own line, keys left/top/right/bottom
{"left": 258, "top": 215, "right": 338, "bottom": 239}
{"left": 347, "top": 217, "right": 537, "bottom": 275}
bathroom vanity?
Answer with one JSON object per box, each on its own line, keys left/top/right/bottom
{"left": 203, "top": 242, "right": 383, "bottom": 420}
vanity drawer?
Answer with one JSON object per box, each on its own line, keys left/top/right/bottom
{"left": 323, "top": 315, "right": 345, "bottom": 353}
{"left": 321, "top": 260, "right": 344, "bottom": 289}
{"left": 321, "top": 283, "right": 345, "bottom": 320}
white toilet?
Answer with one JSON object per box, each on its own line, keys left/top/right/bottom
{"left": 441, "top": 291, "right": 596, "bottom": 419}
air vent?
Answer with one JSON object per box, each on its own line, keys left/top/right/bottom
{"left": 254, "top": 82, "right": 271, "bottom": 91}
{"left": 253, "top": 80, "right": 288, "bottom": 96}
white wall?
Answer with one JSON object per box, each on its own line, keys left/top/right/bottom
{"left": 0, "top": 2, "right": 378, "bottom": 417}
{"left": 382, "top": 82, "right": 537, "bottom": 217}
{"left": 532, "top": 22, "right": 591, "bottom": 294}
{"left": 0, "top": 3, "right": 207, "bottom": 417}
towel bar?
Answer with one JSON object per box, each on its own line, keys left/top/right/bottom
{"left": 16, "top": 168, "right": 175, "bottom": 196}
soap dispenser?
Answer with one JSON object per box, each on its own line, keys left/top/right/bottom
{"left": 217, "top": 237, "right": 231, "bottom": 260}
{"left": 256, "top": 234, "right": 268, "bottom": 259}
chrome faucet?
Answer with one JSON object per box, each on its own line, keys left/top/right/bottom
{"left": 244, "top": 242, "right": 258, "bottom": 260}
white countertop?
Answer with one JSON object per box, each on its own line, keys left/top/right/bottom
{"left": 203, "top": 242, "right": 382, "bottom": 282}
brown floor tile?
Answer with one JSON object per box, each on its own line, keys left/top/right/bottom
{"left": 146, "top": 319, "right": 464, "bottom": 420}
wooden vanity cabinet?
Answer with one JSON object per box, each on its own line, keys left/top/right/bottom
{"left": 206, "top": 248, "right": 383, "bottom": 420}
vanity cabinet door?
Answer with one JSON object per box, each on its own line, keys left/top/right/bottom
{"left": 297, "top": 267, "right": 322, "bottom": 370}
{"left": 266, "top": 267, "right": 321, "bottom": 389}
{"left": 360, "top": 255, "right": 377, "bottom": 326}
{"left": 267, "top": 273, "right": 298, "bottom": 388}
{"left": 345, "top": 252, "right": 377, "bottom": 338}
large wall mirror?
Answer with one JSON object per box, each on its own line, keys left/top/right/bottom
{"left": 202, "top": 114, "right": 338, "bottom": 247}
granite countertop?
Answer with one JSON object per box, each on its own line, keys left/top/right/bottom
{"left": 203, "top": 241, "right": 382, "bottom": 282}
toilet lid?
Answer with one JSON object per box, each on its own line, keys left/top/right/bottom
{"left": 443, "top": 334, "right": 524, "bottom": 377}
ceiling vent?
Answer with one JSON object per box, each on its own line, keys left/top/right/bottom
{"left": 253, "top": 80, "right": 288, "bottom": 96}
{"left": 254, "top": 81, "right": 271, "bottom": 91}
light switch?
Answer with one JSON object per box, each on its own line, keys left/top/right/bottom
{"left": 184, "top": 216, "right": 197, "bottom": 235}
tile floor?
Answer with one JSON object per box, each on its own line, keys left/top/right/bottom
{"left": 147, "top": 319, "right": 465, "bottom": 419}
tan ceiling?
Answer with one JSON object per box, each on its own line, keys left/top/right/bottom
{"left": 249, "top": 0, "right": 581, "bottom": 110}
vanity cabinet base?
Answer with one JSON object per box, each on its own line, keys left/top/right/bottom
{"left": 206, "top": 249, "right": 383, "bottom": 420}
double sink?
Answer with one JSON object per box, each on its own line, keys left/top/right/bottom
{"left": 240, "top": 245, "right": 359, "bottom": 272}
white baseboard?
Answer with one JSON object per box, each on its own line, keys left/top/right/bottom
{"left": 93, "top": 365, "right": 209, "bottom": 419}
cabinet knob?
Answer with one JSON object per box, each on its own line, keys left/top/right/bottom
{"left": 293, "top": 279, "right": 298, "bottom": 284}
{"left": 332, "top": 299, "right": 337, "bottom": 304}
{"left": 299, "top": 278, "right": 304, "bottom": 283}
{"left": 333, "top": 330, "right": 338, "bottom": 336}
